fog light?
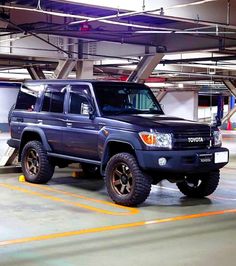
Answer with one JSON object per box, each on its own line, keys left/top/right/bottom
{"left": 158, "top": 157, "right": 167, "bottom": 166}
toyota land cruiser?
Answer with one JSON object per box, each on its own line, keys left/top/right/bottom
{"left": 8, "top": 80, "right": 229, "bottom": 206}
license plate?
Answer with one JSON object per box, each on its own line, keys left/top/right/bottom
{"left": 198, "top": 154, "right": 212, "bottom": 163}
{"left": 214, "top": 151, "right": 228, "bottom": 163}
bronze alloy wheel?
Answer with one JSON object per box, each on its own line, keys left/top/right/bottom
{"left": 105, "top": 152, "right": 152, "bottom": 206}
{"left": 111, "top": 162, "right": 133, "bottom": 196}
{"left": 25, "top": 148, "right": 40, "bottom": 176}
{"left": 21, "top": 141, "right": 55, "bottom": 184}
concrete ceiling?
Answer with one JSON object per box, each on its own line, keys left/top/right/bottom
{"left": 0, "top": 0, "right": 235, "bottom": 91}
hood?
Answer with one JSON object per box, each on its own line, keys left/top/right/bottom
{"left": 106, "top": 114, "right": 210, "bottom": 131}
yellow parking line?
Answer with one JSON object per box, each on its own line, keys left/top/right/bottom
{"left": 23, "top": 182, "right": 139, "bottom": 214}
{"left": 0, "top": 208, "right": 236, "bottom": 246}
{"left": 0, "top": 183, "right": 138, "bottom": 216}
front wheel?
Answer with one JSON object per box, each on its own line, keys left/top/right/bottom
{"left": 21, "top": 141, "right": 54, "bottom": 184}
{"left": 176, "top": 171, "right": 220, "bottom": 198}
{"left": 104, "top": 153, "right": 152, "bottom": 206}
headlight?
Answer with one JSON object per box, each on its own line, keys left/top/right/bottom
{"left": 139, "top": 131, "right": 172, "bottom": 149}
{"left": 213, "top": 130, "right": 222, "bottom": 147}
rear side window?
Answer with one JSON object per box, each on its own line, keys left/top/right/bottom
{"left": 41, "top": 86, "right": 65, "bottom": 113}
{"left": 15, "top": 85, "right": 41, "bottom": 111}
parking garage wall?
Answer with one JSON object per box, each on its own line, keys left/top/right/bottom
{"left": 160, "top": 90, "right": 198, "bottom": 121}
{"left": 0, "top": 83, "right": 20, "bottom": 132}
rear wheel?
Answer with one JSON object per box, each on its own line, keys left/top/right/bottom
{"left": 21, "top": 141, "right": 54, "bottom": 184}
{"left": 104, "top": 152, "right": 152, "bottom": 206}
{"left": 176, "top": 171, "right": 220, "bottom": 198}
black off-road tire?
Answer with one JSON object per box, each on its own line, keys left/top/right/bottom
{"left": 104, "top": 152, "right": 152, "bottom": 206}
{"left": 21, "top": 141, "right": 54, "bottom": 184}
{"left": 176, "top": 171, "right": 220, "bottom": 198}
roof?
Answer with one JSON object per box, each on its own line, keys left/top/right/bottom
{"left": 23, "top": 79, "right": 145, "bottom": 86}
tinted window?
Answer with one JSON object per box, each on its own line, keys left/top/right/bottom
{"left": 93, "top": 83, "right": 163, "bottom": 115}
{"left": 15, "top": 85, "right": 41, "bottom": 111}
{"left": 41, "top": 86, "right": 65, "bottom": 113}
{"left": 69, "top": 91, "right": 90, "bottom": 115}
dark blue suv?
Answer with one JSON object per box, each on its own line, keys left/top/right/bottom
{"left": 8, "top": 80, "right": 229, "bottom": 206}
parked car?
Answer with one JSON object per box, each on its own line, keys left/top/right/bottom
{"left": 8, "top": 80, "right": 229, "bottom": 206}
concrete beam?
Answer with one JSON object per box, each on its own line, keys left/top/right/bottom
{"left": 26, "top": 65, "right": 46, "bottom": 80}
{"left": 222, "top": 80, "right": 236, "bottom": 123}
{"left": 156, "top": 90, "right": 167, "bottom": 102}
{"left": 222, "top": 105, "right": 236, "bottom": 124}
{"left": 223, "top": 80, "right": 236, "bottom": 97}
{"left": 127, "top": 53, "right": 164, "bottom": 83}
{"left": 53, "top": 59, "right": 77, "bottom": 79}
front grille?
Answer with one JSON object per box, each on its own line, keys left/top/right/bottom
{"left": 173, "top": 128, "right": 212, "bottom": 150}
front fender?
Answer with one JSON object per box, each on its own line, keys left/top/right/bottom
{"left": 99, "top": 130, "right": 143, "bottom": 174}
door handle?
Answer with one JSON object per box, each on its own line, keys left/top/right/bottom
{"left": 38, "top": 119, "right": 43, "bottom": 124}
{"left": 66, "top": 122, "right": 72, "bottom": 127}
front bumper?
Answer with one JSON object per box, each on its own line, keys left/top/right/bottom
{"left": 136, "top": 147, "right": 229, "bottom": 174}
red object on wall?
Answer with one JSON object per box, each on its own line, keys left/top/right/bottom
{"left": 145, "top": 77, "right": 166, "bottom": 83}
{"left": 80, "top": 23, "right": 91, "bottom": 32}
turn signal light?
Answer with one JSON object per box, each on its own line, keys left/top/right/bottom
{"left": 139, "top": 133, "right": 157, "bottom": 145}
{"left": 139, "top": 131, "right": 173, "bottom": 148}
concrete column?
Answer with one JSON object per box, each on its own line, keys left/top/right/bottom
{"left": 76, "top": 60, "right": 94, "bottom": 79}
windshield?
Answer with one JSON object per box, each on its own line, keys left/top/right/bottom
{"left": 93, "top": 83, "right": 164, "bottom": 115}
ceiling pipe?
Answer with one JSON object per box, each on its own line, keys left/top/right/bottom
{"left": 161, "top": 55, "right": 236, "bottom": 64}
{"left": 153, "top": 70, "right": 236, "bottom": 80}
{"left": 134, "top": 30, "right": 236, "bottom": 34}
{"left": 227, "top": 0, "right": 231, "bottom": 25}
{"left": 69, "top": 8, "right": 163, "bottom": 25}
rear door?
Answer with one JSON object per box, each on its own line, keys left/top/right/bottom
{"left": 11, "top": 83, "right": 42, "bottom": 140}
{"left": 62, "top": 84, "right": 100, "bottom": 160}
{"left": 37, "top": 84, "right": 66, "bottom": 153}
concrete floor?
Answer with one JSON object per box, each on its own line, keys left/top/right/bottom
{"left": 0, "top": 132, "right": 236, "bottom": 266}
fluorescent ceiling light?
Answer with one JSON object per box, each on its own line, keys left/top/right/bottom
{"left": 145, "top": 82, "right": 173, "bottom": 88}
